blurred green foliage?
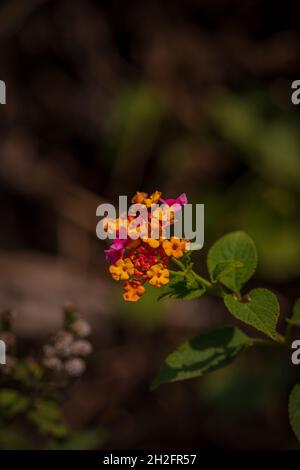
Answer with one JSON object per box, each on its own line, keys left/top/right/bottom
{"left": 206, "top": 90, "right": 300, "bottom": 280}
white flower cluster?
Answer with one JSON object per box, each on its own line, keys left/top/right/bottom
{"left": 42, "top": 318, "right": 92, "bottom": 377}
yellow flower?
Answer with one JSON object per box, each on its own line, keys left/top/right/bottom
{"left": 162, "top": 237, "right": 186, "bottom": 258}
{"left": 144, "top": 190, "right": 162, "bottom": 208}
{"left": 131, "top": 191, "right": 148, "bottom": 204}
{"left": 109, "top": 258, "right": 134, "bottom": 281}
{"left": 123, "top": 282, "right": 145, "bottom": 301}
{"left": 131, "top": 190, "right": 162, "bottom": 208}
{"left": 147, "top": 264, "right": 169, "bottom": 287}
{"left": 143, "top": 238, "right": 161, "bottom": 248}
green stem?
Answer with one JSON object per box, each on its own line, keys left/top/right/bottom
{"left": 170, "top": 257, "right": 221, "bottom": 295}
{"left": 170, "top": 257, "right": 186, "bottom": 270}
{"left": 190, "top": 271, "right": 212, "bottom": 290}
{"left": 168, "top": 269, "right": 185, "bottom": 277}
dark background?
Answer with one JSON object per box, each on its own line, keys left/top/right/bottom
{"left": 0, "top": 0, "right": 300, "bottom": 449}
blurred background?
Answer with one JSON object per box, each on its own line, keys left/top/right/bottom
{"left": 0, "top": 0, "right": 300, "bottom": 449}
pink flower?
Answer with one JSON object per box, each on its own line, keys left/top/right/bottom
{"left": 105, "top": 238, "right": 128, "bottom": 264}
{"left": 160, "top": 193, "right": 188, "bottom": 208}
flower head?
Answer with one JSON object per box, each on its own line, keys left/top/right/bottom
{"left": 41, "top": 311, "right": 92, "bottom": 379}
{"left": 104, "top": 191, "right": 189, "bottom": 301}
{"left": 71, "top": 319, "right": 91, "bottom": 338}
{"left": 109, "top": 258, "right": 134, "bottom": 281}
{"left": 70, "top": 340, "right": 92, "bottom": 357}
{"left": 123, "top": 281, "right": 145, "bottom": 301}
{"left": 64, "top": 357, "right": 86, "bottom": 377}
{"left": 132, "top": 190, "right": 162, "bottom": 208}
{"left": 147, "top": 263, "right": 170, "bottom": 287}
{"left": 43, "top": 356, "right": 63, "bottom": 371}
{"left": 162, "top": 237, "right": 186, "bottom": 258}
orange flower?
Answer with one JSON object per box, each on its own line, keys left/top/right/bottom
{"left": 162, "top": 237, "right": 186, "bottom": 258}
{"left": 142, "top": 238, "right": 161, "bottom": 249}
{"left": 105, "top": 191, "right": 190, "bottom": 301}
{"left": 109, "top": 258, "right": 134, "bottom": 281}
{"left": 131, "top": 190, "right": 162, "bottom": 208}
{"left": 123, "top": 281, "right": 145, "bottom": 301}
{"left": 131, "top": 191, "right": 148, "bottom": 204}
{"left": 144, "top": 190, "right": 162, "bottom": 208}
{"left": 147, "top": 264, "right": 169, "bottom": 287}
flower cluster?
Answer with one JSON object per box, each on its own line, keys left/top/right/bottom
{"left": 0, "top": 306, "right": 92, "bottom": 381}
{"left": 42, "top": 305, "right": 92, "bottom": 377}
{"left": 105, "top": 191, "right": 188, "bottom": 301}
{"left": 0, "top": 306, "right": 93, "bottom": 442}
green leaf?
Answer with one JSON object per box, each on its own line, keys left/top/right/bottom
{"left": 289, "top": 383, "right": 300, "bottom": 442}
{"left": 0, "top": 389, "right": 29, "bottom": 417}
{"left": 28, "top": 400, "right": 69, "bottom": 439}
{"left": 211, "top": 260, "right": 244, "bottom": 282}
{"left": 158, "top": 276, "right": 205, "bottom": 301}
{"left": 151, "top": 326, "right": 253, "bottom": 389}
{"left": 207, "top": 231, "right": 257, "bottom": 292}
{"left": 224, "top": 288, "right": 280, "bottom": 340}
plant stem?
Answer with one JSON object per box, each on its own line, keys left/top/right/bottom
{"left": 170, "top": 257, "right": 186, "bottom": 270}
{"left": 190, "top": 271, "right": 212, "bottom": 290}
{"left": 168, "top": 269, "right": 185, "bottom": 277}
{"left": 170, "top": 257, "right": 211, "bottom": 288}
{"left": 170, "top": 257, "right": 223, "bottom": 295}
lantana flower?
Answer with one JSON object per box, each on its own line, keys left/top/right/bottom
{"left": 123, "top": 281, "right": 145, "bottom": 301}
{"left": 109, "top": 258, "right": 134, "bottom": 280}
{"left": 162, "top": 237, "right": 187, "bottom": 258}
{"left": 147, "top": 264, "right": 170, "bottom": 287}
{"left": 104, "top": 191, "right": 188, "bottom": 301}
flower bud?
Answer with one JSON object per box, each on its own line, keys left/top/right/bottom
{"left": 43, "top": 344, "right": 56, "bottom": 357}
{"left": 64, "top": 358, "right": 86, "bottom": 377}
{"left": 54, "top": 331, "right": 74, "bottom": 357}
{"left": 43, "top": 356, "right": 63, "bottom": 371}
{"left": 70, "top": 340, "right": 92, "bottom": 357}
{"left": 71, "top": 319, "right": 91, "bottom": 338}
